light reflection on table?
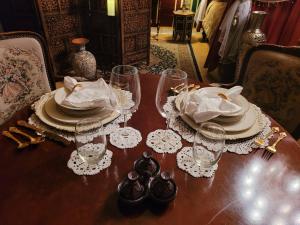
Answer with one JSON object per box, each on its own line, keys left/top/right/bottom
{"left": 236, "top": 156, "right": 300, "bottom": 225}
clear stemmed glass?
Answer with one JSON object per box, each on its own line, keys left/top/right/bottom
{"left": 155, "top": 68, "right": 188, "bottom": 130}
{"left": 75, "top": 118, "right": 107, "bottom": 165}
{"left": 109, "top": 65, "right": 141, "bottom": 138}
{"left": 193, "top": 122, "right": 225, "bottom": 169}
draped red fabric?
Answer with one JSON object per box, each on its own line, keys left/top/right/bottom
{"left": 253, "top": 0, "right": 299, "bottom": 46}
{"left": 279, "top": 0, "right": 300, "bottom": 45}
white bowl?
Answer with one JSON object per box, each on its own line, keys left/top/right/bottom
{"left": 175, "top": 87, "right": 250, "bottom": 124}
{"left": 195, "top": 87, "right": 249, "bottom": 117}
{"left": 54, "top": 87, "right": 97, "bottom": 111}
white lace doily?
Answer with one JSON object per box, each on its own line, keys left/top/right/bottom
{"left": 165, "top": 97, "right": 273, "bottom": 155}
{"left": 146, "top": 129, "right": 182, "bottom": 154}
{"left": 67, "top": 149, "right": 113, "bottom": 175}
{"left": 109, "top": 127, "right": 142, "bottom": 149}
{"left": 176, "top": 147, "right": 218, "bottom": 178}
{"left": 163, "top": 96, "right": 177, "bottom": 115}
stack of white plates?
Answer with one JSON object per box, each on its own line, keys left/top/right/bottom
{"left": 175, "top": 87, "right": 266, "bottom": 140}
{"left": 33, "top": 87, "right": 120, "bottom": 132}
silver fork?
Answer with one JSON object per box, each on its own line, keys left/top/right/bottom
{"left": 262, "top": 132, "right": 287, "bottom": 159}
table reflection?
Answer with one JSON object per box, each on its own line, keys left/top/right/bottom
{"left": 236, "top": 156, "right": 300, "bottom": 225}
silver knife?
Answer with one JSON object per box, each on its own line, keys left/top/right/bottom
{"left": 17, "top": 120, "right": 71, "bottom": 146}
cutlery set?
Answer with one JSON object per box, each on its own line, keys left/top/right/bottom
{"left": 2, "top": 131, "right": 31, "bottom": 149}
{"left": 170, "top": 83, "right": 200, "bottom": 95}
{"left": 255, "top": 126, "right": 287, "bottom": 159}
{"left": 2, "top": 120, "right": 70, "bottom": 149}
{"left": 262, "top": 132, "right": 287, "bottom": 159}
{"left": 254, "top": 127, "right": 280, "bottom": 147}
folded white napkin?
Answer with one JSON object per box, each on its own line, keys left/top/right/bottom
{"left": 184, "top": 86, "right": 243, "bottom": 123}
{"left": 62, "top": 76, "right": 117, "bottom": 109}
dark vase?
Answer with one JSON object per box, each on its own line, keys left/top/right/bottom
{"left": 71, "top": 38, "right": 96, "bottom": 80}
{"left": 236, "top": 11, "right": 268, "bottom": 78}
{"left": 242, "top": 11, "right": 268, "bottom": 47}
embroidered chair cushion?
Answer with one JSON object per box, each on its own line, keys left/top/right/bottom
{"left": 0, "top": 36, "right": 52, "bottom": 125}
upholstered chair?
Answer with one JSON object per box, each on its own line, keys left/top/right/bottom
{"left": 238, "top": 44, "right": 300, "bottom": 135}
{"left": 0, "top": 31, "right": 55, "bottom": 125}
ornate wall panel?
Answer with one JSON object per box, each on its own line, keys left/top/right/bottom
{"left": 35, "top": 0, "right": 82, "bottom": 79}
{"left": 82, "top": 0, "right": 121, "bottom": 69}
{"left": 35, "top": 0, "right": 151, "bottom": 77}
{"left": 120, "top": 0, "right": 151, "bottom": 65}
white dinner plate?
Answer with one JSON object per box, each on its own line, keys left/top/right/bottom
{"left": 175, "top": 91, "right": 255, "bottom": 132}
{"left": 34, "top": 92, "right": 120, "bottom": 132}
{"left": 179, "top": 104, "right": 265, "bottom": 140}
{"left": 214, "top": 105, "right": 257, "bottom": 132}
{"left": 182, "top": 87, "right": 250, "bottom": 117}
{"left": 44, "top": 96, "right": 114, "bottom": 125}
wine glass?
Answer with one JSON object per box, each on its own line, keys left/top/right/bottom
{"left": 193, "top": 122, "right": 225, "bottom": 169}
{"left": 75, "top": 118, "right": 107, "bottom": 165}
{"left": 155, "top": 68, "right": 188, "bottom": 130}
{"left": 109, "top": 65, "right": 141, "bottom": 139}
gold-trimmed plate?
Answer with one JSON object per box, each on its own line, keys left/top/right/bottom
{"left": 44, "top": 96, "right": 114, "bottom": 125}
{"left": 175, "top": 88, "right": 255, "bottom": 132}
{"left": 33, "top": 92, "right": 120, "bottom": 132}
{"left": 178, "top": 104, "right": 265, "bottom": 140}
{"left": 176, "top": 87, "right": 250, "bottom": 120}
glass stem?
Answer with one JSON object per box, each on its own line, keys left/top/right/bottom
{"left": 166, "top": 116, "right": 170, "bottom": 130}
{"left": 123, "top": 114, "right": 127, "bottom": 128}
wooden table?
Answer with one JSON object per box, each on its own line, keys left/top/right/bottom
{"left": 1, "top": 75, "right": 300, "bottom": 225}
{"left": 172, "top": 10, "right": 195, "bottom": 42}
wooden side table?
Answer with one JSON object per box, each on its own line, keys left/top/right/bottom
{"left": 172, "top": 10, "right": 195, "bottom": 42}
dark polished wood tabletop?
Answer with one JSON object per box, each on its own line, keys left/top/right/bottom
{"left": 1, "top": 75, "right": 300, "bottom": 225}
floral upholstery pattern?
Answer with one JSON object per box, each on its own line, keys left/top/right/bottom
{"left": 241, "top": 49, "right": 300, "bottom": 133}
{"left": 0, "top": 41, "right": 51, "bottom": 125}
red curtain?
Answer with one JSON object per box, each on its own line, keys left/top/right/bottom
{"left": 253, "top": 0, "right": 300, "bottom": 46}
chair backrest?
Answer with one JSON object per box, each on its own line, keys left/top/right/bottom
{"left": 0, "top": 31, "right": 55, "bottom": 125}
{"left": 238, "top": 44, "right": 300, "bottom": 134}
